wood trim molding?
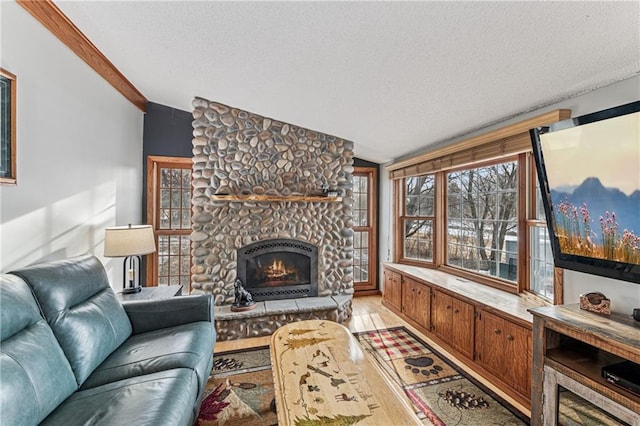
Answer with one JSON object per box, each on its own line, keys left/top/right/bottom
{"left": 387, "top": 109, "right": 571, "bottom": 173}
{"left": 17, "top": 0, "right": 147, "bottom": 112}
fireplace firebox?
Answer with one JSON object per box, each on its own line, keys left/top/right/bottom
{"left": 237, "top": 239, "right": 318, "bottom": 301}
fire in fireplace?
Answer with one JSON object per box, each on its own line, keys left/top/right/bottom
{"left": 237, "top": 239, "right": 318, "bottom": 301}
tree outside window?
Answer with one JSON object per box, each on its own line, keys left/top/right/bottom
{"left": 446, "top": 161, "right": 518, "bottom": 282}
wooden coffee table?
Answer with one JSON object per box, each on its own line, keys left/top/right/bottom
{"left": 270, "top": 319, "right": 421, "bottom": 425}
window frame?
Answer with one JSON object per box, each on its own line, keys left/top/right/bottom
{"left": 441, "top": 156, "right": 521, "bottom": 293}
{"left": 353, "top": 166, "right": 378, "bottom": 293}
{"left": 525, "top": 153, "right": 564, "bottom": 304}
{"left": 395, "top": 174, "right": 437, "bottom": 267}
{"left": 0, "top": 68, "right": 17, "bottom": 185}
{"left": 146, "top": 156, "right": 193, "bottom": 290}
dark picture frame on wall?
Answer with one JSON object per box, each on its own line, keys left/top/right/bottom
{"left": 1, "top": 68, "right": 17, "bottom": 185}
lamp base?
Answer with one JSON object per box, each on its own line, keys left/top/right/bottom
{"left": 122, "top": 286, "right": 142, "bottom": 294}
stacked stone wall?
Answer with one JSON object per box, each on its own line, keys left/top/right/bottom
{"left": 190, "top": 98, "right": 354, "bottom": 305}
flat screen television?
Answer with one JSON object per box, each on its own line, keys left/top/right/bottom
{"left": 530, "top": 100, "right": 640, "bottom": 284}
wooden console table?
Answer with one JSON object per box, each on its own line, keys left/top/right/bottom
{"left": 529, "top": 304, "right": 640, "bottom": 425}
{"left": 270, "top": 320, "right": 421, "bottom": 425}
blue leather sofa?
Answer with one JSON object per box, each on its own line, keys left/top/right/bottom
{"left": 0, "top": 254, "right": 216, "bottom": 425}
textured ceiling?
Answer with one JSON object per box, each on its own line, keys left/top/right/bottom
{"left": 55, "top": 1, "right": 639, "bottom": 163}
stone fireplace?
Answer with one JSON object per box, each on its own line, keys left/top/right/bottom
{"left": 237, "top": 238, "right": 318, "bottom": 301}
{"left": 190, "top": 97, "right": 354, "bottom": 339}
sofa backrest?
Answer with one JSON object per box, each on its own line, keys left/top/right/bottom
{"left": 10, "top": 254, "right": 133, "bottom": 385}
{"left": 0, "top": 274, "right": 78, "bottom": 425}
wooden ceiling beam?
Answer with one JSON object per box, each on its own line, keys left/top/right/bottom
{"left": 18, "top": 0, "right": 147, "bottom": 112}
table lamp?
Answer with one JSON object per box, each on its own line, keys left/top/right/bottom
{"left": 104, "top": 224, "right": 156, "bottom": 294}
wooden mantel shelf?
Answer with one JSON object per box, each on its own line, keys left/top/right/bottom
{"left": 211, "top": 194, "right": 342, "bottom": 202}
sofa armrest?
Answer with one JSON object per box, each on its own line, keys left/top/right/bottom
{"left": 122, "top": 294, "right": 214, "bottom": 335}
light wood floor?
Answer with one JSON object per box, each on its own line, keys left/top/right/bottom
{"left": 214, "top": 294, "right": 530, "bottom": 418}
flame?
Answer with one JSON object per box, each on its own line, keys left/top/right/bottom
{"left": 266, "top": 258, "right": 294, "bottom": 278}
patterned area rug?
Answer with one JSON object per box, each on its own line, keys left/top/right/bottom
{"left": 196, "top": 326, "right": 529, "bottom": 425}
{"left": 354, "top": 326, "right": 529, "bottom": 426}
{"left": 196, "top": 346, "right": 277, "bottom": 426}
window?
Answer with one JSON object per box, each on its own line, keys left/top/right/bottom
{"left": 528, "top": 155, "right": 562, "bottom": 302}
{"left": 446, "top": 160, "right": 518, "bottom": 282}
{"left": 399, "top": 174, "right": 435, "bottom": 263}
{"left": 146, "top": 157, "right": 192, "bottom": 289}
{"left": 353, "top": 167, "right": 378, "bottom": 292}
{"left": 390, "top": 110, "right": 570, "bottom": 300}
{"left": 394, "top": 155, "right": 563, "bottom": 297}
{"left": 0, "top": 68, "right": 16, "bottom": 185}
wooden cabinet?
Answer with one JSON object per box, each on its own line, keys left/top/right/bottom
{"left": 382, "top": 269, "right": 402, "bottom": 312}
{"left": 381, "top": 265, "right": 534, "bottom": 409}
{"left": 432, "top": 289, "right": 474, "bottom": 359}
{"left": 402, "top": 277, "right": 431, "bottom": 329}
{"left": 476, "top": 310, "right": 531, "bottom": 398}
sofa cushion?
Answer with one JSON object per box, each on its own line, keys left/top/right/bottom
{"left": 0, "top": 274, "right": 78, "bottom": 426}
{"left": 81, "top": 321, "right": 215, "bottom": 394}
{"left": 10, "top": 254, "right": 132, "bottom": 385}
{"left": 42, "top": 369, "right": 198, "bottom": 426}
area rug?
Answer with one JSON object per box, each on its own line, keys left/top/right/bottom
{"left": 196, "top": 346, "right": 277, "bottom": 426}
{"left": 196, "top": 327, "right": 529, "bottom": 425}
{"left": 354, "top": 326, "right": 529, "bottom": 426}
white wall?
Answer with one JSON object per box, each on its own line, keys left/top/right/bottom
{"left": 0, "top": 2, "right": 144, "bottom": 287}
{"left": 379, "top": 75, "right": 640, "bottom": 315}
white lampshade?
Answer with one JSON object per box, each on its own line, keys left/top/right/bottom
{"left": 104, "top": 224, "right": 156, "bottom": 257}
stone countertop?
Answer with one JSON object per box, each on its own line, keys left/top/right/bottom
{"left": 385, "top": 263, "right": 548, "bottom": 325}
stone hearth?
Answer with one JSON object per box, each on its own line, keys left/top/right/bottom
{"left": 215, "top": 295, "right": 352, "bottom": 340}
{"left": 190, "top": 98, "right": 355, "bottom": 340}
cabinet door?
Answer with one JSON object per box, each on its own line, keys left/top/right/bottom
{"left": 478, "top": 310, "right": 532, "bottom": 398}
{"left": 451, "top": 298, "right": 474, "bottom": 359}
{"left": 402, "top": 278, "right": 415, "bottom": 317}
{"left": 414, "top": 282, "right": 431, "bottom": 330}
{"left": 503, "top": 321, "right": 531, "bottom": 397}
{"left": 432, "top": 290, "right": 452, "bottom": 340}
{"left": 383, "top": 269, "right": 402, "bottom": 312}
{"left": 403, "top": 278, "right": 431, "bottom": 329}
{"left": 477, "top": 310, "right": 505, "bottom": 378}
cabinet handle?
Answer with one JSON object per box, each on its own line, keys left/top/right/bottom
{"left": 454, "top": 309, "right": 459, "bottom": 314}
{"left": 446, "top": 305, "right": 452, "bottom": 310}
{"left": 494, "top": 329, "right": 501, "bottom": 335}
{"left": 506, "top": 335, "right": 514, "bottom": 341}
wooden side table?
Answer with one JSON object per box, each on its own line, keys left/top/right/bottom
{"left": 116, "top": 285, "right": 183, "bottom": 302}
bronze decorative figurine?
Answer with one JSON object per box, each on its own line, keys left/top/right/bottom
{"left": 231, "top": 279, "right": 257, "bottom": 312}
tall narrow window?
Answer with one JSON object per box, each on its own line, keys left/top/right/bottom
{"left": 400, "top": 174, "right": 436, "bottom": 264}
{"left": 0, "top": 68, "right": 16, "bottom": 185}
{"left": 353, "top": 167, "right": 378, "bottom": 292}
{"left": 147, "top": 157, "right": 192, "bottom": 290}
{"left": 528, "top": 155, "right": 561, "bottom": 302}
